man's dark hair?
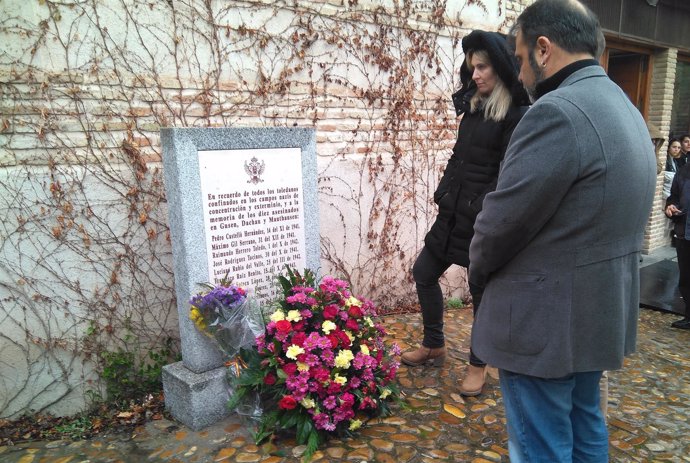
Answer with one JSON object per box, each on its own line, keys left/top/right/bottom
{"left": 511, "top": 0, "right": 601, "bottom": 57}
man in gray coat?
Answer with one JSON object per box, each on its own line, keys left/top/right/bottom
{"left": 468, "top": 0, "right": 656, "bottom": 461}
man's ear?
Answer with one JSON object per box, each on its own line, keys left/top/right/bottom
{"left": 535, "top": 36, "right": 552, "bottom": 66}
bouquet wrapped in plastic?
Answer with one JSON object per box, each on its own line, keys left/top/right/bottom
{"left": 189, "top": 278, "right": 265, "bottom": 359}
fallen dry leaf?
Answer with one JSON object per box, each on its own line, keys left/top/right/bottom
{"left": 443, "top": 403, "right": 466, "bottom": 418}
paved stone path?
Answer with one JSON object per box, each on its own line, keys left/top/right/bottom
{"left": 1, "top": 308, "right": 688, "bottom": 462}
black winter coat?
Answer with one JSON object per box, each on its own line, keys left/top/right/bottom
{"left": 425, "top": 104, "right": 527, "bottom": 266}
{"left": 666, "top": 161, "right": 690, "bottom": 239}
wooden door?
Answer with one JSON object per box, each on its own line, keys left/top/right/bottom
{"left": 607, "top": 52, "right": 649, "bottom": 116}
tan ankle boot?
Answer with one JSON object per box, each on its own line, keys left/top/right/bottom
{"left": 460, "top": 364, "right": 486, "bottom": 396}
{"left": 401, "top": 346, "right": 446, "bottom": 367}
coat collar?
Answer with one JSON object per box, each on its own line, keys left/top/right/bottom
{"left": 534, "top": 59, "right": 601, "bottom": 100}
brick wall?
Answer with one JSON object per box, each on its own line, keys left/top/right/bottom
{"left": 645, "top": 48, "right": 678, "bottom": 253}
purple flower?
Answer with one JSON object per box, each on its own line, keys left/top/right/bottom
{"left": 313, "top": 413, "right": 335, "bottom": 431}
{"left": 333, "top": 407, "right": 354, "bottom": 423}
{"left": 304, "top": 353, "right": 320, "bottom": 367}
{"left": 303, "top": 332, "right": 325, "bottom": 351}
{"left": 317, "top": 336, "right": 333, "bottom": 350}
{"left": 287, "top": 292, "right": 308, "bottom": 304}
{"left": 190, "top": 285, "right": 247, "bottom": 312}
{"left": 320, "top": 349, "right": 335, "bottom": 367}
{"left": 292, "top": 285, "right": 315, "bottom": 293}
{"left": 323, "top": 395, "right": 337, "bottom": 410}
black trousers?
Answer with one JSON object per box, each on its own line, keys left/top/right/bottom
{"left": 412, "top": 246, "right": 486, "bottom": 366}
{"left": 676, "top": 238, "right": 690, "bottom": 318}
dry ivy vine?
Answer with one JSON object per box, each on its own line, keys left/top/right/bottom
{"left": 0, "top": 0, "right": 496, "bottom": 418}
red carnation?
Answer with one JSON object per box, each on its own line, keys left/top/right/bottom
{"left": 340, "top": 392, "right": 355, "bottom": 407}
{"left": 345, "top": 318, "right": 360, "bottom": 331}
{"left": 292, "top": 320, "right": 305, "bottom": 332}
{"left": 263, "top": 372, "right": 277, "bottom": 385}
{"left": 282, "top": 363, "right": 297, "bottom": 376}
{"left": 327, "top": 382, "right": 341, "bottom": 394}
{"left": 337, "top": 330, "right": 351, "bottom": 347}
{"left": 276, "top": 320, "right": 292, "bottom": 334}
{"left": 348, "top": 306, "right": 363, "bottom": 318}
{"left": 327, "top": 333, "right": 339, "bottom": 348}
{"left": 323, "top": 304, "right": 338, "bottom": 320}
{"left": 291, "top": 332, "right": 307, "bottom": 346}
{"left": 311, "top": 367, "right": 330, "bottom": 382}
{"left": 278, "top": 395, "right": 297, "bottom": 410}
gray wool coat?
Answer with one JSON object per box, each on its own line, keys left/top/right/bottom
{"left": 469, "top": 65, "right": 656, "bottom": 379}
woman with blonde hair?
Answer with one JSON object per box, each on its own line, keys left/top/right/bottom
{"left": 401, "top": 30, "right": 529, "bottom": 396}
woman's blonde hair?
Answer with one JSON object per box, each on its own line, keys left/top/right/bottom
{"left": 466, "top": 50, "right": 513, "bottom": 122}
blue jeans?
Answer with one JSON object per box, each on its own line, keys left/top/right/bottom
{"left": 499, "top": 370, "right": 608, "bottom": 463}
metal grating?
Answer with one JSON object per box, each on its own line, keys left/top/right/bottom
{"left": 621, "top": 0, "right": 656, "bottom": 39}
{"left": 581, "top": 0, "right": 622, "bottom": 31}
{"left": 581, "top": 0, "right": 690, "bottom": 51}
{"left": 657, "top": 2, "right": 684, "bottom": 47}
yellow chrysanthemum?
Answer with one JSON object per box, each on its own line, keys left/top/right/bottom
{"left": 345, "top": 331, "right": 354, "bottom": 342}
{"left": 270, "top": 310, "right": 286, "bottom": 322}
{"left": 334, "top": 349, "right": 354, "bottom": 369}
{"left": 322, "top": 320, "right": 336, "bottom": 334}
{"left": 297, "top": 362, "right": 309, "bottom": 372}
{"left": 348, "top": 419, "right": 362, "bottom": 431}
{"left": 286, "top": 310, "right": 302, "bottom": 322}
{"left": 333, "top": 374, "right": 347, "bottom": 385}
{"left": 286, "top": 344, "right": 305, "bottom": 360}
{"left": 360, "top": 345, "right": 370, "bottom": 356}
{"left": 380, "top": 388, "right": 391, "bottom": 399}
{"left": 364, "top": 316, "right": 374, "bottom": 327}
{"left": 300, "top": 397, "right": 316, "bottom": 409}
{"left": 190, "top": 307, "right": 206, "bottom": 330}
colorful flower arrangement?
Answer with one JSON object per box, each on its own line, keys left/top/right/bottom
{"left": 228, "top": 267, "right": 400, "bottom": 461}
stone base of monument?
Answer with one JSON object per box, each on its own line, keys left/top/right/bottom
{"left": 162, "top": 361, "right": 231, "bottom": 430}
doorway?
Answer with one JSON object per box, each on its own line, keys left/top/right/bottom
{"left": 600, "top": 41, "right": 652, "bottom": 119}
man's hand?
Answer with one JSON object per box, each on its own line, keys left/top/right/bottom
{"left": 665, "top": 204, "right": 683, "bottom": 217}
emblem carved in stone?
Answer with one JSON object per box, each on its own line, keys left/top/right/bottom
{"left": 244, "top": 156, "right": 265, "bottom": 184}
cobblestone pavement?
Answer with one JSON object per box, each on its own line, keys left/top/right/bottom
{"left": 1, "top": 308, "right": 688, "bottom": 463}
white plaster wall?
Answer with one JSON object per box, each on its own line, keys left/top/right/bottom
{"left": 0, "top": 0, "right": 506, "bottom": 416}
{"left": 0, "top": 164, "right": 176, "bottom": 418}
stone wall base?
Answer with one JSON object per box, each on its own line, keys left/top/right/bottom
{"left": 162, "top": 362, "right": 230, "bottom": 430}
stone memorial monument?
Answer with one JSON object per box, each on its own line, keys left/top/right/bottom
{"left": 160, "top": 127, "right": 319, "bottom": 429}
